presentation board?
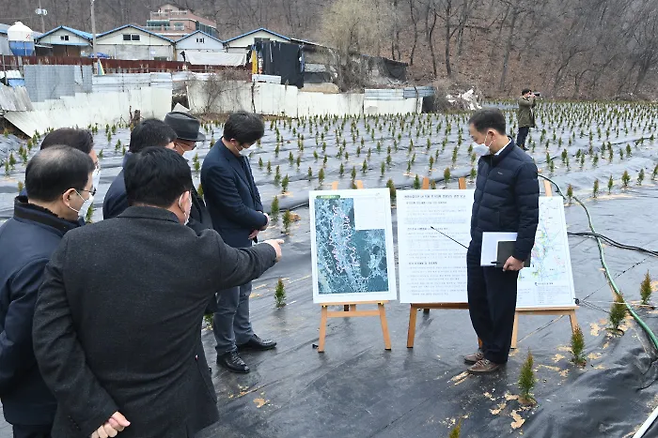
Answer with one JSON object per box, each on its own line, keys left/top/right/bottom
{"left": 310, "top": 189, "right": 397, "bottom": 304}
{"left": 397, "top": 192, "right": 576, "bottom": 309}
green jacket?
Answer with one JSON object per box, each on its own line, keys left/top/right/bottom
{"left": 517, "top": 96, "right": 536, "bottom": 128}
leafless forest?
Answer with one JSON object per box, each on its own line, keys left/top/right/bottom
{"left": 4, "top": 0, "right": 658, "bottom": 98}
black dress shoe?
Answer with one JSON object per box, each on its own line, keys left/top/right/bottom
{"left": 217, "top": 351, "right": 250, "bottom": 374}
{"left": 237, "top": 334, "right": 277, "bottom": 351}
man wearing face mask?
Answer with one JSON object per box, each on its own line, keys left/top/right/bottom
{"left": 201, "top": 111, "right": 275, "bottom": 374}
{"left": 0, "top": 146, "right": 94, "bottom": 438}
{"left": 164, "top": 111, "right": 212, "bottom": 234}
{"left": 32, "top": 147, "right": 284, "bottom": 438}
{"left": 19, "top": 128, "right": 101, "bottom": 223}
{"left": 465, "top": 108, "right": 539, "bottom": 374}
{"left": 103, "top": 119, "right": 177, "bottom": 220}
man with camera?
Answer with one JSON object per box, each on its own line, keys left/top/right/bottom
{"left": 516, "top": 89, "right": 537, "bottom": 151}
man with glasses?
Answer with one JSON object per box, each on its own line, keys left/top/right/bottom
{"left": 202, "top": 111, "right": 276, "bottom": 374}
{"left": 0, "top": 146, "right": 95, "bottom": 438}
{"left": 164, "top": 111, "right": 212, "bottom": 233}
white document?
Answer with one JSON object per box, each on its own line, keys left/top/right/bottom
{"left": 480, "top": 232, "right": 518, "bottom": 266}
{"left": 397, "top": 190, "right": 474, "bottom": 304}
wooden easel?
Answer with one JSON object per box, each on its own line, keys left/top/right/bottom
{"left": 510, "top": 180, "right": 579, "bottom": 348}
{"left": 316, "top": 180, "right": 392, "bottom": 353}
{"left": 406, "top": 176, "right": 470, "bottom": 348}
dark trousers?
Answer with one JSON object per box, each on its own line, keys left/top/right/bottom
{"left": 213, "top": 282, "right": 254, "bottom": 355}
{"left": 516, "top": 126, "right": 530, "bottom": 148}
{"left": 466, "top": 245, "right": 519, "bottom": 364}
{"left": 12, "top": 425, "right": 51, "bottom": 438}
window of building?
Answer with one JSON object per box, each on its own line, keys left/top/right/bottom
{"left": 196, "top": 37, "right": 205, "bottom": 43}
{"left": 123, "top": 34, "right": 131, "bottom": 41}
{"left": 131, "top": 34, "right": 140, "bottom": 41}
{"left": 60, "top": 35, "right": 69, "bottom": 41}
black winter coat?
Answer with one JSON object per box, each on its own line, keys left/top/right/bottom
{"left": 32, "top": 206, "right": 277, "bottom": 438}
{"left": 0, "top": 197, "right": 80, "bottom": 426}
{"left": 470, "top": 139, "right": 539, "bottom": 261}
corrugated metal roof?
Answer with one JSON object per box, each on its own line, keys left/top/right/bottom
{"left": 403, "top": 86, "right": 435, "bottom": 98}
{"left": 38, "top": 25, "right": 94, "bottom": 42}
{"left": 223, "top": 28, "right": 290, "bottom": 43}
{"left": 97, "top": 24, "right": 174, "bottom": 43}
{"left": 365, "top": 88, "right": 405, "bottom": 101}
{"left": 175, "top": 30, "right": 224, "bottom": 45}
{"left": 0, "top": 84, "right": 34, "bottom": 112}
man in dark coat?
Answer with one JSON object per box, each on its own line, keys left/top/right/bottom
{"left": 516, "top": 88, "right": 536, "bottom": 151}
{"left": 32, "top": 147, "right": 283, "bottom": 438}
{"left": 465, "top": 108, "right": 539, "bottom": 374}
{"left": 164, "top": 111, "right": 212, "bottom": 234}
{"left": 0, "top": 146, "right": 94, "bottom": 438}
{"left": 19, "top": 128, "right": 101, "bottom": 225}
{"left": 201, "top": 111, "right": 276, "bottom": 374}
{"left": 102, "top": 119, "right": 176, "bottom": 219}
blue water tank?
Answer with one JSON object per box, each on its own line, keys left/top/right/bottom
{"left": 8, "top": 22, "right": 35, "bottom": 56}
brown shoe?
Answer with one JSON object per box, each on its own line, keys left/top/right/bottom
{"left": 464, "top": 350, "right": 485, "bottom": 365}
{"left": 467, "top": 359, "right": 502, "bottom": 374}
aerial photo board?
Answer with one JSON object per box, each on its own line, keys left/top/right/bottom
{"left": 310, "top": 189, "right": 397, "bottom": 304}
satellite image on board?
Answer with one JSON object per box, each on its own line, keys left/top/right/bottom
{"left": 314, "top": 196, "right": 389, "bottom": 295}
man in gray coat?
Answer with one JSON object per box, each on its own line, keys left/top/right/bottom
{"left": 32, "top": 147, "right": 283, "bottom": 438}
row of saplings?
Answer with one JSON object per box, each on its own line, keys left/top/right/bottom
{"left": 446, "top": 271, "right": 654, "bottom": 436}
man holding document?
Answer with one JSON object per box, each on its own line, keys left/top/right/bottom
{"left": 465, "top": 108, "right": 539, "bottom": 374}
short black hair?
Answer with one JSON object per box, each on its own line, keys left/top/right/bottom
{"left": 124, "top": 146, "right": 193, "bottom": 208}
{"left": 129, "top": 119, "right": 177, "bottom": 153}
{"left": 40, "top": 128, "right": 94, "bottom": 154}
{"left": 26, "top": 145, "right": 94, "bottom": 202}
{"left": 521, "top": 88, "right": 532, "bottom": 95}
{"left": 223, "top": 111, "right": 264, "bottom": 145}
{"left": 469, "top": 108, "right": 507, "bottom": 135}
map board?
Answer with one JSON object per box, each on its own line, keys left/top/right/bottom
{"left": 397, "top": 192, "right": 576, "bottom": 309}
{"left": 310, "top": 189, "right": 397, "bottom": 304}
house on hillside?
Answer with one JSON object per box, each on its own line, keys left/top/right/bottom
{"left": 146, "top": 3, "right": 218, "bottom": 39}
{"left": 223, "top": 28, "right": 290, "bottom": 54}
{"left": 36, "top": 26, "right": 93, "bottom": 57}
{"left": 175, "top": 30, "right": 223, "bottom": 62}
{"left": 95, "top": 24, "right": 174, "bottom": 61}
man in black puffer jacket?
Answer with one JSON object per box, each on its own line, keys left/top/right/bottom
{"left": 464, "top": 108, "right": 539, "bottom": 374}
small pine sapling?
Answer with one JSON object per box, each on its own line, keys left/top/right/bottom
{"left": 281, "top": 175, "right": 290, "bottom": 193}
{"left": 271, "top": 196, "right": 280, "bottom": 223}
{"left": 607, "top": 176, "right": 614, "bottom": 194}
{"left": 518, "top": 350, "right": 537, "bottom": 406}
{"left": 413, "top": 174, "right": 421, "bottom": 189}
{"left": 570, "top": 325, "right": 586, "bottom": 367}
{"left": 274, "top": 278, "right": 287, "bottom": 308}
{"left": 638, "top": 168, "right": 645, "bottom": 185}
{"left": 592, "top": 179, "right": 599, "bottom": 198}
{"left": 282, "top": 210, "right": 292, "bottom": 235}
{"left": 444, "top": 167, "right": 451, "bottom": 183}
{"left": 608, "top": 293, "right": 627, "bottom": 334}
{"left": 622, "top": 170, "right": 631, "bottom": 188}
{"left": 448, "top": 420, "right": 462, "bottom": 438}
{"left": 566, "top": 184, "right": 574, "bottom": 204}
{"left": 640, "top": 271, "right": 653, "bottom": 306}
{"left": 386, "top": 179, "right": 396, "bottom": 202}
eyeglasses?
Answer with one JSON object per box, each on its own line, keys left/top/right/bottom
{"left": 79, "top": 187, "right": 97, "bottom": 197}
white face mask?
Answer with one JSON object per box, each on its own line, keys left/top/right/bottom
{"left": 178, "top": 191, "right": 191, "bottom": 225}
{"left": 92, "top": 167, "right": 101, "bottom": 190}
{"left": 472, "top": 133, "right": 492, "bottom": 156}
{"left": 183, "top": 150, "right": 196, "bottom": 161}
{"left": 68, "top": 190, "right": 94, "bottom": 220}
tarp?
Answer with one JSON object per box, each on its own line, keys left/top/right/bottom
{"left": 185, "top": 51, "right": 247, "bottom": 67}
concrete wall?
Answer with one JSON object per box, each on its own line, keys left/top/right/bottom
{"left": 4, "top": 86, "right": 171, "bottom": 136}
{"left": 185, "top": 75, "right": 420, "bottom": 117}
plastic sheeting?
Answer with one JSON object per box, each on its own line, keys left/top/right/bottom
{"left": 185, "top": 51, "right": 247, "bottom": 67}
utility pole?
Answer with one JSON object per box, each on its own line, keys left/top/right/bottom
{"left": 91, "top": 0, "right": 97, "bottom": 63}
{"left": 36, "top": 0, "right": 46, "bottom": 33}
